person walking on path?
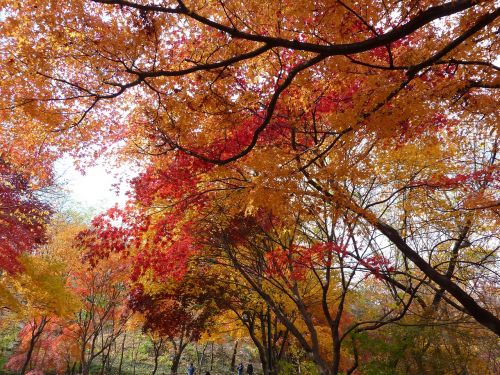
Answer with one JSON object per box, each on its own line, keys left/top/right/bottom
{"left": 237, "top": 363, "right": 244, "bottom": 375}
{"left": 187, "top": 363, "right": 195, "bottom": 375}
{"left": 246, "top": 363, "right": 253, "bottom": 375}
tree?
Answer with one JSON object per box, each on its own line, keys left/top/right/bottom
{"left": 5, "top": 316, "right": 81, "bottom": 375}
{"left": 1, "top": 221, "right": 81, "bottom": 375}
{"left": 1, "top": 2, "right": 499, "bottom": 373}
{"left": 3, "top": 219, "right": 131, "bottom": 375}
{"left": 70, "top": 254, "right": 131, "bottom": 375}
{"left": 148, "top": 334, "right": 166, "bottom": 375}
{"left": 128, "top": 280, "right": 219, "bottom": 375}
{"left": 0, "top": 159, "right": 51, "bottom": 274}
{"left": 82, "top": 169, "right": 415, "bottom": 375}
{"left": 79, "top": 115, "right": 497, "bottom": 374}
{"left": 199, "top": 206, "right": 422, "bottom": 375}
{"left": 1, "top": 0, "right": 497, "bottom": 335}
{"left": 354, "top": 301, "right": 500, "bottom": 374}
{"left": 231, "top": 299, "right": 290, "bottom": 375}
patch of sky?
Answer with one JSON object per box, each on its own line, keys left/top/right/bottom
{"left": 54, "top": 154, "right": 139, "bottom": 215}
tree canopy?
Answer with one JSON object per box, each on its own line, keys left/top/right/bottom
{"left": 0, "top": 1, "right": 498, "bottom": 374}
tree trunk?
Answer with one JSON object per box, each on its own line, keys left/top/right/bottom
{"left": 118, "top": 333, "right": 126, "bottom": 375}
{"left": 20, "top": 334, "right": 36, "bottom": 375}
{"left": 20, "top": 317, "right": 48, "bottom": 375}
{"left": 170, "top": 338, "right": 187, "bottom": 375}
{"left": 198, "top": 343, "right": 208, "bottom": 373}
{"left": 170, "top": 355, "right": 180, "bottom": 375}
{"left": 81, "top": 363, "right": 90, "bottom": 375}
{"left": 375, "top": 219, "right": 500, "bottom": 335}
{"left": 152, "top": 354, "right": 160, "bottom": 375}
{"left": 152, "top": 338, "right": 163, "bottom": 375}
{"left": 230, "top": 340, "right": 239, "bottom": 371}
{"left": 210, "top": 342, "right": 214, "bottom": 371}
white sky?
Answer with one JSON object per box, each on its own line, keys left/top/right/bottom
{"left": 54, "top": 156, "right": 136, "bottom": 213}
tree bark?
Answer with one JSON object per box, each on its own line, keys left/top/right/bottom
{"left": 152, "top": 337, "right": 164, "bottom": 375}
{"left": 170, "top": 338, "right": 187, "bottom": 375}
{"left": 210, "top": 342, "right": 214, "bottom": 371}
{"left": 230, "top": 340, "right": 238, "bottom": 371}
{"left": 118, "top": 333, "right": 126, "bottom": 375}
{"left": 20, "top": 316, "right": 48, "bottom": 375}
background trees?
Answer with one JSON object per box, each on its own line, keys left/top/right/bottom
{"left": 0, "top": 159, "right": 51, "bottom": 274}
{"left": 0, "top": 0, "right": 498, "bottom": 374}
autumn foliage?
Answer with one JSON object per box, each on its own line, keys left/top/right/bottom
{"left": 0, "top": 0, "right": 499, "bottom": 374}
{"left": 0, "top": 159, "right": 51, "bottom": 273}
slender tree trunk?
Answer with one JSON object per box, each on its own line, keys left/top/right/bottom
{"left": 346, "top": 337, "right": 359, "bottom": 375}
{"left": 100, "top": 350, "right": 106, "bottom": 375}
{"left": 230, "top": 340, "right": 239, "bottom": 371}
{"left": 152, "top": 353, "right": 160, "bottom": 375}
{"left": 152, "top": 337, "right": 163, "bottom": 375}
{"left": 20, "top": 317, "right": 48, "bottom": 375}
{"left": 82, "top": 331, "right": 99, "bottom": 375}
{"left": 79, "top": 339, "right": 86, "bottom": 375}
{"left": 118, "top": 333, "right": 126, "bottom": 375}
{"left": 266, "top": 306, "right": 275, "bottom": 375}
{"left": 198, "top": 342, "right": 208, "bottom": 373}
{"left": 331, "top": 337, "right": 341, "bottom": 375}
{"left": 210, "top": 342, "right": 214, "bottom": 371}
{"left": 131, "top": 337, "right": 137, "bottom": 375}
{"left": 101, "top": 343, "right": 112, "bottom": 375}
{"left": 20, "top": 334, "right": 37, "bottom": 375}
